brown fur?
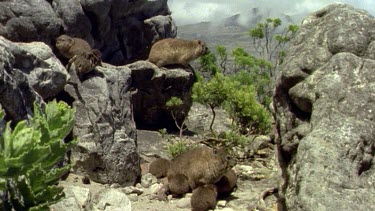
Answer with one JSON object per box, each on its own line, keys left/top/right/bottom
{"left": 56, "top": 35, "right": 101, "bottom": 77}
{"left": 149, "top": 158, "right": 171, "bottom": 178}
{"left": 168, "top": 173, "right": 190, "bottom": 196}
{"left": 167, "top": 145, "right": 234, "bottom": 191}
{"left": 191, "top": 184, "right": 218, "bottom": 211}
{"left": 215, "top": 169, "right": 237, "bottom": 197}
{"left": 147, "top": 38, "right": 209, "bottom": 67}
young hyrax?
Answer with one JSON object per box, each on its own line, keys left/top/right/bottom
{"left": 149, "top": 158, "right": 171, "bottom": 178}
{"left": 167, "top": 145, "right": 234, "bottom": 191}
{"left": 215, "top": 168, "right": 237, "bottom": 197}
{"left": 191, "top": 184, "right": 218, "bottom": 211}
{"left": 147, "top": 38, "right": 209, "bottom": 67}
{"left": 56, "top": 34, "right": 102, "bottom": 77}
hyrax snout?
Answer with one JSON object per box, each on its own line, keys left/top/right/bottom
{"left": 147, "top": 38, "right": 209, "bottom": 68}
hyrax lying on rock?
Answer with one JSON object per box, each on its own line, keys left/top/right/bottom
{"left": 191, "top": 184, "right": 218, "bottom": 211}
{"left": 56, "top": 34, "right": 102, "bottom": 78}
{"left": 147, "top": 38, "right": 209, "bottom": 67}
{"left": 149, "top": 158, "right": 171, "bottom": 178}
{"left": 167, "top": 145, "right": 234, "bottom": 193}
{"left": 215, "top": 168, "right": 237, "bottom": 198}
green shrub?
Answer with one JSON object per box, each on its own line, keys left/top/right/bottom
{"left": 166, "top": 141, "right": 190, "bottom": 159}
{"left": 0, "top": 100, "right": 77, "bottom": 210}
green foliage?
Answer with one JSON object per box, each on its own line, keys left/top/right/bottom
{"left": 158, "top": 128, "right": 167, "bottom": 138}
{"left": 192, "top": 73, "right": 231, "bottom": 135}
{"left": 166, "top": 141, "right": 189, "bottom": 159}
{"left": 166, "top": 97, "right": 187, "bottom": 138}
{"left": 0, "top": 100, "right": 77, "bottom": 210}
{"left": 218, "top": 130, "right": 254, "bottom": 147}
{"left": 198, "top": 52, "right": 220, "bottom": 75}
{"left": 224, "top": 83, "right": 271, "bottom": 134}
{"left": 248, "top": 18, "right": 299, "bottom": 71}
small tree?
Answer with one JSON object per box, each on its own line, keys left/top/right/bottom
{"left": 192, "top": 73, "right": 230, "bottom": 136}
{"left": 166, "top": 97, "right": 188, "bottom": 138}
{"left": 0, "top": 100, "right": 76, "bottom": 210}
{"left": 249, "top": 18, "right": 298, "bottom": 77}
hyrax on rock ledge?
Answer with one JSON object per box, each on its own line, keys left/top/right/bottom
{"left": 147, "top": 38, "right": 209, "bottom": 68}
{"left": 56, "top": 34, "right": 102, "bottom": 78}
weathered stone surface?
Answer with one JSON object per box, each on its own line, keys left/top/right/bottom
{"left": 273, "top": 4, "right": 375, "bottom": 211}
{"left": 0, "top": 0, "right": 175, "bottom": 65}
{"left": 128, "top": 61, "right": 195, "bottom": 130}
{"left": 90, "top": 188, "right": 132, "bottom": 211}
{"left": 0, "top": 36, "right": 68, "bottom": 122}
{"left": 65, "top": 64, "right": 140, "bottom": 186}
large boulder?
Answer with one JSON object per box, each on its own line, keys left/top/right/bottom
{"left": 273, "top": 4, "right": 375, "bottom": 211}
{"left": 0, "top": 36, "right": 68, "bottom": 122}
{"left": 65, "top": 64, "right": 140, "bottom": 186}
{"left": 128, "top": 61, "right": 195, "bottom": 130}
{"left": 0, "top": 0, "right": 175, "bottom": 65}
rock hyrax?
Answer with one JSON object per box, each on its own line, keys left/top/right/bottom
{"left": 147, "top": 38, "right": 209, "bottom": 67}
{"left": 168, "top": 173, "right": 190, "bottom": 196}
{"left": 149, "top": 158, "right": 171, "bottom": 178}
{"left": 167, "top": 145, "right": 234, "bottom": 190}
{"left": 56, "top": 34, "right": 102, "bottom": 77}
{"left": 191, "top": 184, "right": 218, "bottom": 211}
{"left": 215, "top": 169, "right": 237, "bottom": 197}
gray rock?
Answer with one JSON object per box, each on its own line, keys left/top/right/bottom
{"left": 122, "top": 186, "right": 144, "bottom": 195}
{"left": 144, "top": 15, "right": 178, "bottom": 44}
{"left": 66, "top": 65, "right": 140, "bottom": 186}
{"left": 50, "top": 185, "right": 91, "bottom": 211}
{"left": 141, "top": 173, "right": 158, "bottom": 188}
{"left": 0, "top": 0, "right": 175, "bottom": 65}
{"left": 129, "top": 61, "right": 195, "bottom": 130}
{"left": 0, "top": 0, "right": 60, "bottom": 44}
{"left": 176, "top": 197, "right": 191, "bottom": 209}
{"left": 0, "top": 36, "right": 69, "bottom": 122}
{"left": 273, "top": 4, "right": 375, "bottom": 211}
{"left": 90, "top": 188, "right": 131, "bottom": 211}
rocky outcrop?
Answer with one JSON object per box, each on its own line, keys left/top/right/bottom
{"left": 65, "top": 64, "right": 140, "bottom": 186}
{"left": 273, "top": 4, "right": 375, "bottom": 211}
{"left": 0, "top": 36, "right": 68, "bottom": 122}
{"left": 129, "top": 61, "right": 195, "bottom": 130}
{"left": 0, "top": 0, "right": 175, "bottom": 65}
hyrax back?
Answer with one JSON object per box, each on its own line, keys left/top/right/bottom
{"left": 56, "top": 35, "right": 92, "bottom": 59}
{"left": 167, "top": 145, "right": 233, "bottom": 190}
{"left": 191, "top": 184, "right": 218, "bottom": 211}
{"left": 149, "top": 158, "right": 171, "bottom": 178}
{"left": 147, "top": 38, "right": 209, "bottom": 67}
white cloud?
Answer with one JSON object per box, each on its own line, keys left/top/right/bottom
{"left": 168, "top": 0, "right": 375, "bottom": 26}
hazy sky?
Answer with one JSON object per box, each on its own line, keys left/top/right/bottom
{"left": 168, "top": 0, "right": 375, "bottom": 26}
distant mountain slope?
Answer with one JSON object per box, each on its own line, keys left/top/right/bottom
{"left": 177, "top": 9, "right": 304, "bottom": 55}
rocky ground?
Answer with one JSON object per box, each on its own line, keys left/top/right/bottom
{"left": 52, "top": 104, "right": 280, "bottom": 211}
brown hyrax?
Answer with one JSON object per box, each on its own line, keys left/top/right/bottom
{"left": 149, "top": 158, "right": 171, "bottom": 178}
{"left": 167, "top": 145, "right": 234, "bottom": 190}
{"left": 56, "top": 34, "right": 102, "bottom": 77}
{"left": 191, "top": 184, "right": 218, "bottom": 211}
{"left": 215, "top": 169, "right": 237, "bottom": 198}
{"left": 147, "top": 38, "right": 209, "bottom": 67}
{"left": 168, "top": 173, "right": 190, "bottom": 196}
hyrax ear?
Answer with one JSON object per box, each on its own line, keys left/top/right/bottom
{"left": 92, "top": 49, "right": 102, "bottom": 59}
{"left": 197, "top": 40, "right": 202, "bottom": 45}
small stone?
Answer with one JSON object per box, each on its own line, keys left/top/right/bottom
{"left": 122, "top": 186, "right": 144, "bottom": 195}
{"left": 167, "top": 194, "right": 173, "bottom": 201}
{"left": 110, "top": 183, "right": 121, "bottom": 188}
{"left": 127, "top": 193, "right": 139, "bottom": 202}
{"left": 149, "top": 183, "right": 163, "bottom": 194}
{"left": 176, "top": 197, "right": 191, "bottom": 209}
{"left": 185, "top": 193, "right": 193, "bottom": 198}
{"left": 217, "top": 200, "right": 227, "bottom": 208}
{"left": 141, "top": 173, "right": 157, "bottom": 188}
